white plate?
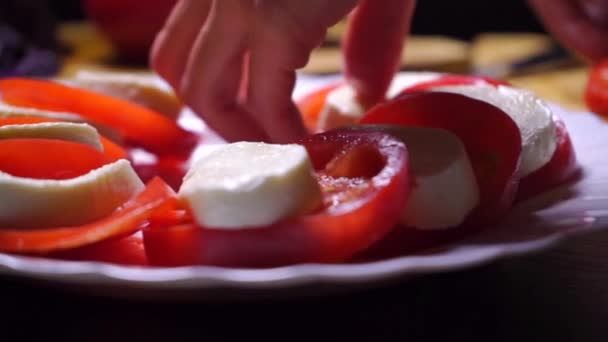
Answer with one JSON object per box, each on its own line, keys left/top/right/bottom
{"left": 0, "top": 73, "right": 605, "bottom": 300}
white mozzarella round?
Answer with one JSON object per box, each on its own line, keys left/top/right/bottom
{"left": 179, "top": 142, "right": 322, "bottom": 229}
{"left": 318, "top": 72, "right": 443, "bottom": 131}
{"left": 348, "top": 125, "right": 480, "bottom": 230}
{"left": 0, "top": 159, "right": 144, "bottom": 229}
{"left": 431, "top": 84, "right": 557, "bottom": 176}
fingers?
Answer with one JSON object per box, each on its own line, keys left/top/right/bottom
{"left": 528, "top": 0, "right": 608, "bottom": 62}
{"left": 150, "top": 0, "right": 212, "bottom": 88}
{"left": 247, "top": 22, "right": 307, "bottom": 143}
{"left": 579, "top": 0, "right": 608, "bottom": 25}
{"left": 343, "top": 0, "right": 416, "bottom": 107}
{"left": 179, "top": 0, "right": 269, "bottom": 142}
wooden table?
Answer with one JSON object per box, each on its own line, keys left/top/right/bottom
{"left": 2, "top": 23, "right": 606, "bottom": 341}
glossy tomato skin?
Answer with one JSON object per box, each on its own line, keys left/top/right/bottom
{"left": 517, "top": 117, "right": 579, "bottom": 201}
{"left": 399, "top": 75, "right": 510, "bottom": 94}
{"left": 361, "top": 91, "right": 522, "bottom": 226}
{"left": 144, "top": 130, "right": 410, "bottom": 267}
{"left": 585, "top": 59, "right": 608, "bottom": 117}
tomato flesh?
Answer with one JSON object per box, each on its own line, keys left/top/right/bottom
{"left": 0, "top": 178, "right": 175, "bottom": 253}
{"left": 361, "top": 91, "right": 522, "bottom": 225}
{"left": 0, "top": 139, "right": 111, "bottom": 179}
{"left": 143, "top": 130, "right": 410, "bottom": 267}
{"left": 585, "top": 59, "right": 608, "bottom": 117}
{"left": 0, "top": 78, "right": 198, "bottom": 155}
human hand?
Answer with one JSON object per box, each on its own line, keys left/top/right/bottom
{"left": 151, "top": 0, "right": 415, "bottom": 143}
{"left": 529, "top": 0, "right": 608, "bottom": 62}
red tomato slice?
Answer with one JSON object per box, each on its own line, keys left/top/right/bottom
{"left": 52, "top": 235, "right": 148, "bottom": 266}
{"left": 0, "top": 178, "right": 175, "bottom": 253}
{"left": 399, "top": 74, "right": 510, "bottom": 94}
{"left": 0, "top": 139, "right": 111, "bottom": 179}
{"left": 585, "top": 59, "right": 608, "bottom": 117}
{"left": 0, "top": 116, "right": 129, "bottom": 162}
{"left": 517, "top": 117, "right": 579, "bottom": 201}
{"left": 296, "top": 82, "right": 342, "bottom": 133}
{"left": 143, "top": 130, "right": 410, "bottom": 267}
{"left": 361, "top": 92, "right": 522, "bottom": 225}
{"left": 0, "top": 78, "right": 198, "bottom": 154}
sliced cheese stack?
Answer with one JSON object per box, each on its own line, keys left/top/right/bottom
{"left": 430, "top": 84, "right": 557, "bottom": 176}
{"left": 0, "top": 122, "right": 143, "bottom": 229}
{"left": 179, "top": 142, "right": 322, "bottom": 229}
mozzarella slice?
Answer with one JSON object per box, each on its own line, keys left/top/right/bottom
{"left": 317, "top": 84, "right": 365, "bottom": 131}
{"left": 0, "top": 103, "right": 122, "bottom": 143}
{"left": 61, "top": 70, "right": 182, "bottom": 118}
{"left": 0, "top": 102, "right": 83, "bottom": 122}
{"left": 385, "top": 71, "right": 443, "bottom": 99}
{"left": 318, "top": 72, "right": 442, "bottom": 131}
{"left": 431, "top": 84, "right": 557, "bottom": 176}
{"left": 348, "top": 125, "right": 479, "bottom": 229}
{"left": 179, "top": 142, "right": 322, "bottom": 229}
{"left": 0, "top": 159, "right": 144, "bottom": 229}
{"left": 0, "top": 122, "right": 103, "bottom": 150}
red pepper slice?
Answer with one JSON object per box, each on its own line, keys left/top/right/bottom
{"left": 0, "top": 116, "right": 128, "bottom": 162}
{"left": 361, "top": 91, "right": 522, "bottom": 225}
{"left": 0, "top": 78, "right": 197, "bottom": 154}
{"left": 52, "top": 235, "right": 148, "bottom": 266}
{"left": 585, "top": 59, "right": 608, "bottom": 117}
{"left": 143, "top": 130, "right": 410, "bottom": 267}
{"left": 0, "top": 178, "right": 175, "bottom": 253}
{"left": 0, "top": 139, "right": 111, "bottom": 180}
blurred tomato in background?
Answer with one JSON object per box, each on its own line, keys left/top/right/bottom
{"left": 83, "top": 0, "right": 177, "bottom": 64}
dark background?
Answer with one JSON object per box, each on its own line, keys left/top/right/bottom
{"left": 48, "top": 0, "right": 547, "bottom": 39}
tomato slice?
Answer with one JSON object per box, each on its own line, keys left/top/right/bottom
{"left": 296, "top": 82, "right": 342, "bottom": 133}
{"left": 361, "top": 91, "right": 522, "bottom": 225}
{"left": 143, "top": 130, "right": 410, "bottom": 267}
{"left": 399, "top": 74, "right": 510, "bottom": 95}
{"left": 585, "top": 59, "right": 608, "bottom": 117}
{"left": 0, "top": 116, "right": 129, "bottom": 162}
{"left": 0, "top": 178, "right": 175, "bottom": 253}
{"left": 0, "top": 139, "right": 111, "bottom": 180}
{"left": 517, "top": 117, "right": 579, "bottom": 201}
{"left": 51, "top": 235, "right": 148, "bottom": 266}
{"left": 0, "top": 78, "right": 198, "bottom": 154}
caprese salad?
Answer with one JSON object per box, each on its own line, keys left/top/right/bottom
{"left": 0, "top": 69, "right": 581, "bottom": 268}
